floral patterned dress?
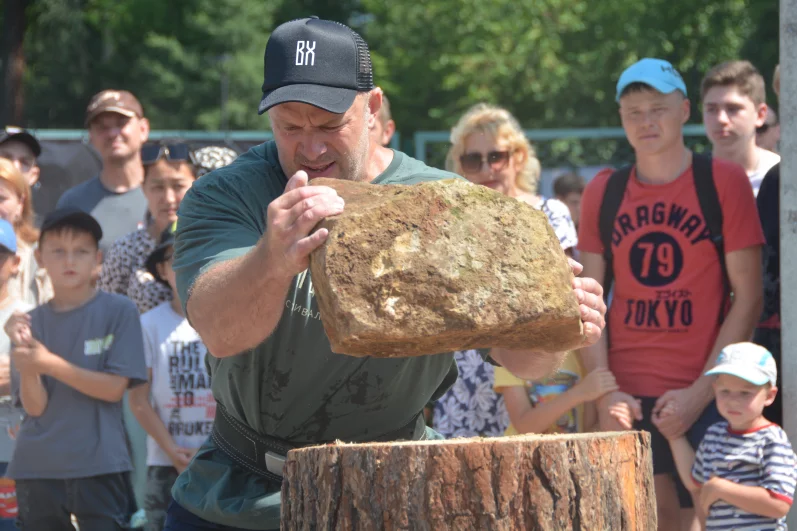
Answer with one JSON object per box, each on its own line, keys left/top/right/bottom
{"left": 432, "top": 197, "right": 577, "bottom": 438}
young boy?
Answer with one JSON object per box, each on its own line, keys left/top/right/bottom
{"left": 4, "top": 207, "right": 147, "bottom": 531}
{"left": 663, "top": 342, "right": 797, "bottom": 530}
{"left": 0, "top": 220, "right": 31, "bottom": 530}
{"left": 129, "top": 222, "right": 215, "bottom": 531}
{"left": 494, "top": 357, "right": 616, "bottom": 435}
{"left": 702, "top": 60, "right": 780, "bottom": 196}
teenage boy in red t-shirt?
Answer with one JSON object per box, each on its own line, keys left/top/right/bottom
{"left": 578, "top": 58, "right": 764, "bottom": 530}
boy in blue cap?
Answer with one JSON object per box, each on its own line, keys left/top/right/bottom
{"left": 665, "top": 342, "right": 796, "bottom": 529}
{"left": 578, "top": 58, "right": 765, "bottom": 530}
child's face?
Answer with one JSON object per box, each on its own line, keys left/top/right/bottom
{"left": 155, "top": 246, "right": 178, "bottom": 296}
{"left": 36, "top": 229, "right": 101, "bottom": 291}
{"left": 713, "top": 374, "right": 776, "bottom": 430}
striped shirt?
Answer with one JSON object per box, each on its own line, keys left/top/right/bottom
{"left": 693, "top": 421, "right": 797, "bottom": 530}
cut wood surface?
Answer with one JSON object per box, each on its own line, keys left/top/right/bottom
{"left": 281, "top": 431, "right": 655, "bottom": 531}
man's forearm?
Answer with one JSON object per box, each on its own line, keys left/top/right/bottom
{"left": 187, "top": 241, "right": 293, "bottom": 358}
{"left": 19, "top": 372, "right": 47, "bottom": 417}
{"left": 43, "top": 356, "right": 128, "bottom": 403}
{"left": 691, "top": 293, "right": 763, "bottom": 403}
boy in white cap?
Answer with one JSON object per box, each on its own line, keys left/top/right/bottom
{"left": 664, "top": 342, "right": 797, "bottom": 529}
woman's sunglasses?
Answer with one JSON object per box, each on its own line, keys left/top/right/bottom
{"left": 459, "top": 150, "right": 511, "bottom": 174}
{"left": 141, "top": 143, "right": 196, "bottom": 166}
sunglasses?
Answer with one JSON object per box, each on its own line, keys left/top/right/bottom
{"left": 459, "top": 150, "right": 511, "bottom": 174}
{"left": 141, "top": 143, "right": 196, "bottom": 166}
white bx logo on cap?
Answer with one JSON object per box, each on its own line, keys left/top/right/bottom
{"left": 295, "top": 41, "right": 316, "bottom": 66}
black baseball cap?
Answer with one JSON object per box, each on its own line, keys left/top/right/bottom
{"left": 258, "top": 17, "right": 375, "bottom": 115}
{"left": 0, "top": 126, "right": 41, "bottom": 157}
{"left": 40, "top": 207, "right": 103, "bottom": 244}
{"left": 146, "top": 221, "right": 177, "bottom": 285}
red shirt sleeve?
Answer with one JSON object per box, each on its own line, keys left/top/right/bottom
{"left": 713, "top": 159, "right": 765, "bottom": 252}
{"left": 577, "top": 168, "right": 614, "bottom": 255}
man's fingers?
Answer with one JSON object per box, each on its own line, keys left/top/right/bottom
{"left": 284, "top": 170, "right": 309, "bottom": 193}
{"left": 630, "top": 397, "right": 643, "bottom": 420}
{"left": 567, "top": 257, "right": 584, "bottom": 276}
{"left": 292, "top": 228, "right": 330, "bottom": 260}
{"left": 573, "top": 275, "right": 605, "bottom": 300}
{"left": 272, "top": 183, "right": 341, "bottom": 215}
{"left": 287, "top": 195, "right": 345, "bottom": 236}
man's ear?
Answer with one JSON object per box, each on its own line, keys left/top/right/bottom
{"left": 367, "top": 89, "right": 384, "bottom": 129}
{"left": 681, "top": 97, "right": 691, "bottom": 125}
{"left": 140, "top": 117, "right": 151, "bottom": 143}
{"left": 755, "top": 103, "right": 769, "bottom": 128}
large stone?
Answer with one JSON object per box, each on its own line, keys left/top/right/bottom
{"left": 308, "top": 178, "right": 584, "bottom": 357}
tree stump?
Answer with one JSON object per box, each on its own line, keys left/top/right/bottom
{"left": 281, "top": 431, "right": 655, "bottom": 530}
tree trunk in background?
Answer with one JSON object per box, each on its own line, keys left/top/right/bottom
{"left": 282, "top": 432, "right": 656, "bottom": 531}
{"left": 1, "top": 0, "right": 28, "bottom": 126}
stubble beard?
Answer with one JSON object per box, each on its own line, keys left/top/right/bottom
{"left": 339, "top": 119, "right": 372, "bottom": 182}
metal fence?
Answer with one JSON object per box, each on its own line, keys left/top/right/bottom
{"left": 29, "top": 126, "right": 709, "bottom": 217}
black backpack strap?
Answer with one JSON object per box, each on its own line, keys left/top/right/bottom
{"left": 598, "top": 165, "right": 633, "bottom": 303}
{"left": 691, "top": 153, "right": 729, "bottom": 323}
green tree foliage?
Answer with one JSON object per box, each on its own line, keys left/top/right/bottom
{"left": 4, "top": 0, "right": 780, "bottom": 134}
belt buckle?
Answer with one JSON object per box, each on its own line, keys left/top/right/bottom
{"left": 265, "top": 451, "right": 286, "bottom": 477}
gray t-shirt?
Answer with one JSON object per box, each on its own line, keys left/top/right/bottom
{"left": 56, "top": 177, "right": 148, "bottom": 256}
{"left": 8, "top": 291, "right": 147, "bottom": 480}
{"left": 0, "top": 299, "right": 33, "bottom": 462}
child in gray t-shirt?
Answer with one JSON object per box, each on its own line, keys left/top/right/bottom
{"left": 4, "top": 207, "right": 147, "bottom": 531}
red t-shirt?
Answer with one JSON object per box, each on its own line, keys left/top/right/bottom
{"left": 578, "top": 158, "right": 764, "bottom": 397}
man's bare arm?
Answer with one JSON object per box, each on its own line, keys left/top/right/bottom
{"left": 186, "top": 171, "right": 344, "bottom": 358}
{"left": 187, "top": 244, "right": 292, "bottom": 357}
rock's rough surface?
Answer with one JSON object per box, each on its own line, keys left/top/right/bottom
{"left": 281, "top": 432, "right": 656, "bottom": 531}
{"left": 309, "top": 178, "right": 584, "bottom": 357}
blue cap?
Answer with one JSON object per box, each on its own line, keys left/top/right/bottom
{"left": 616, "top": 58, "right": 687, "bottom": 102}
{"left": 0, "top": 219, "right": 17, "bottom": 254}
{"left": 705, "top": 342, "right": 777, "bottom": 386}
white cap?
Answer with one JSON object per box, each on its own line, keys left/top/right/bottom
{"left": 705, "top": 342, "right": 777, "bottom": 386}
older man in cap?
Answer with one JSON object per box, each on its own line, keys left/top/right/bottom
{"left": 56, "top": 90, "right": 150, "bottom": 255}
{"left": 165, "top": 17, "right": 607, "bottom": 530}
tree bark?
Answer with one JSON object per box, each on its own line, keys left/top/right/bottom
{"left": 1, "top": 0, "right": 29, "bottom": 126}
{"left": 281, "top": 431, "right": 656, "bottom": 531}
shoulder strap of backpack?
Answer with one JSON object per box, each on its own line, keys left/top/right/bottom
{"left": 691, "top": 153, "right": 729, "bottom": 322}
{"left": 598, "top": 165, "right": 633, "bottom": 303}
